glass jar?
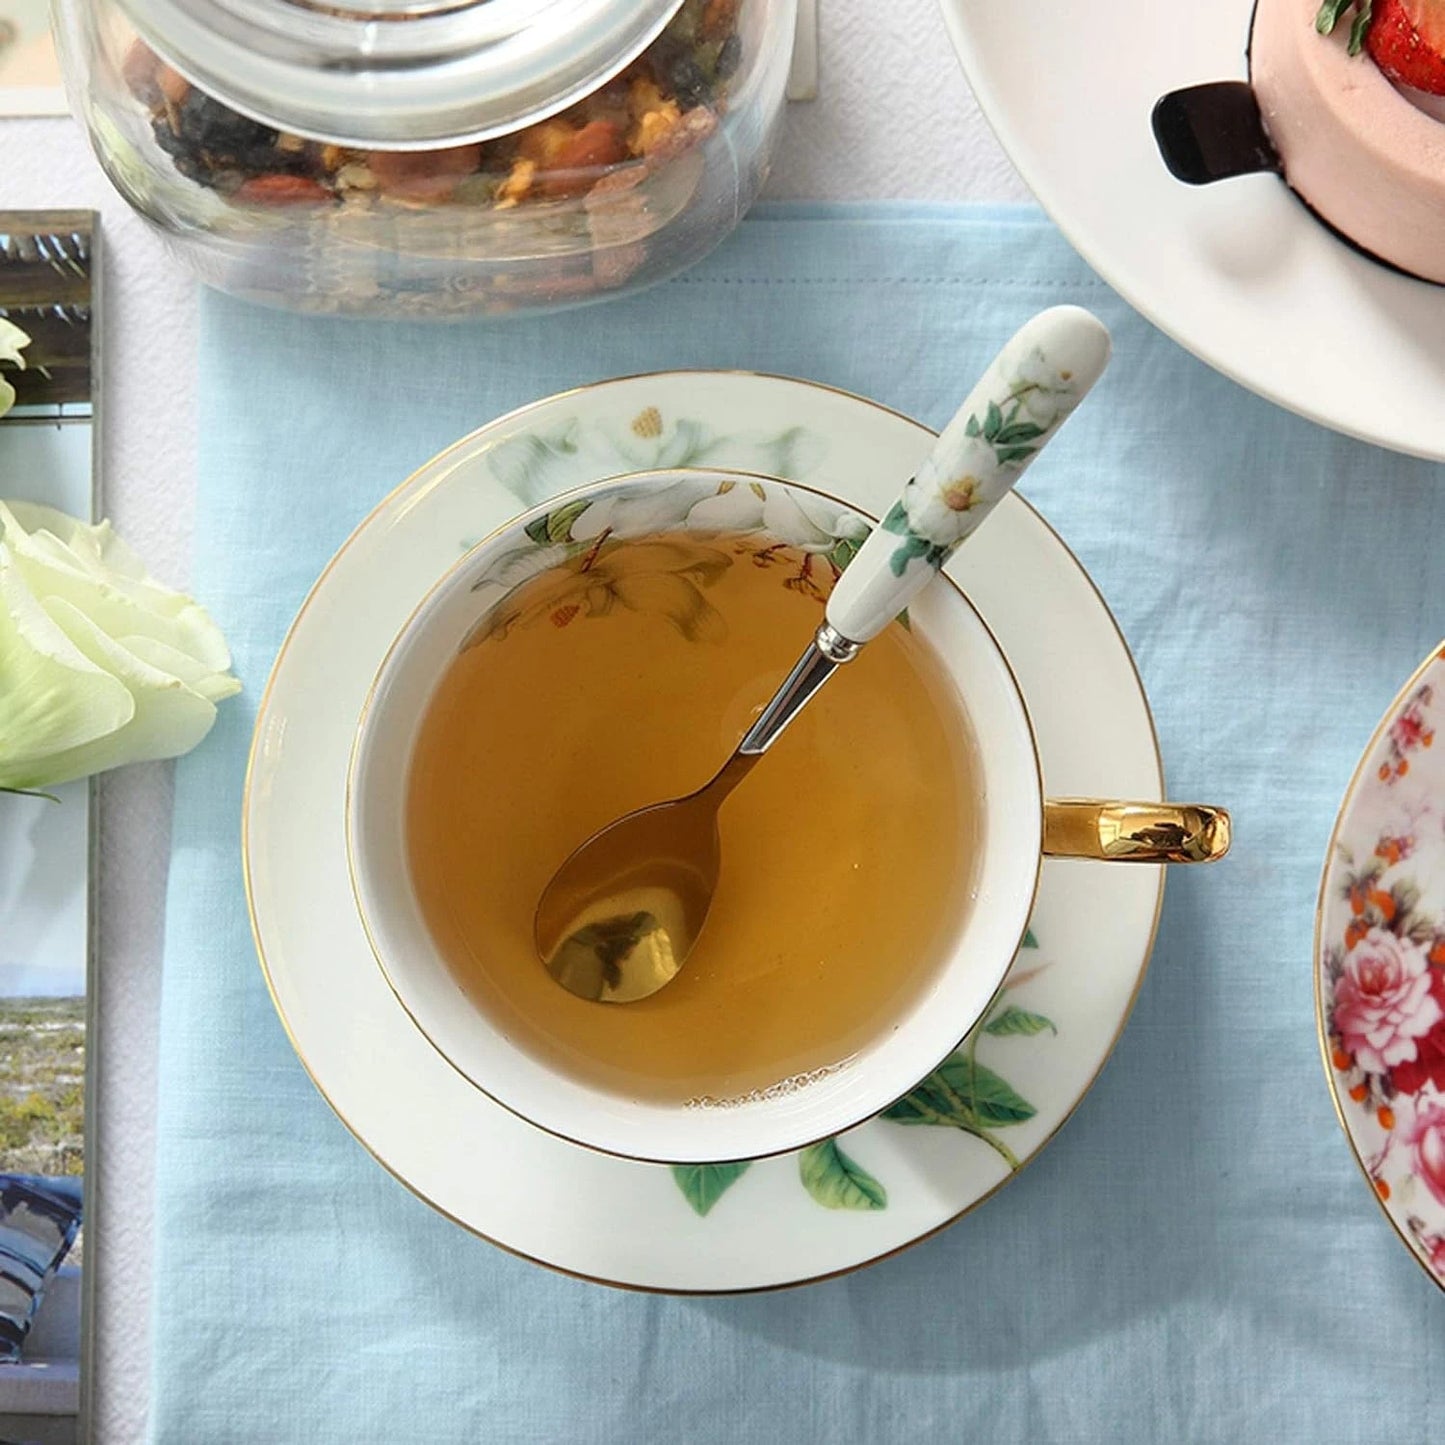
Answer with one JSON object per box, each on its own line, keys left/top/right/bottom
{"left": 52, "top": 0, "right": 795, "bottom": 317}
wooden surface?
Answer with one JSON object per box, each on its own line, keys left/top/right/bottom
{"left": 0, "top": 210, "right": 93, "bottom": 407}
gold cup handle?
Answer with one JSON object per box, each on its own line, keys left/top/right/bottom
{"left": 1043, "top": 800, "right": 1231, "bottom": 864}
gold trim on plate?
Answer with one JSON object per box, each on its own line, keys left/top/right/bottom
{"left": 242, "top": 369, "right": 1169, "bottom": 1294}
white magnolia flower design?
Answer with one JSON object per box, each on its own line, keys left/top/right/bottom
{"left": 568, "top": 478, "right": 865, "bottom": 554}
{"left": 569, "top": 476, "right": 721, "bottom": 542}
{"left": 596, "top": 412, "right": 717, "bottom": 472}
{"left": 899, "top": 434, "right": 998, "bottom": 549}
{"left": 1012, "top": 346, "right": 1078, "bottom": 430}
{"left": 684, "top": 482, "right": 867, "bottom": 552}
{"left": 464, "top": 475, "right": 871, "bottom": 645}
{"left": 0, "top": 501, "right": 240, "bottom": 792}
{"left": 486, "top": 408, "right": 829, "bottom": 510}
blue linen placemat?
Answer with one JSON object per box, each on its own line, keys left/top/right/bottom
{"left": 151, "top": 204, "right": 1442, "bottom": 1443}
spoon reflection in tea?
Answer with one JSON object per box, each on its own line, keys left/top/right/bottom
{"left": 535, "top": 307, "right": 1112, "bottom": 1003}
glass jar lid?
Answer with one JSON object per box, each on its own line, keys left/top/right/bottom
{"left": 121, "top": 0, "right": 687, "bottom": 148}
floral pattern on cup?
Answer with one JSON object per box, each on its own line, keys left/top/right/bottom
{"left": 1321, "top": 648, "right": 1445, "bottom": 1289}
{"left": 464, "top": 535, "right": 738, "bottom": 646}
{"left": 670, "top": 928, "right": 1053, "bottom": 1216}
{"left": 482, "top": 405, "right": 829, "bottom": 511}
{"left": 466, "top": 418, "right": 870, "bottom": 646}
{"left": 468, "top": 402, "right": 1065, "bottom": 1216}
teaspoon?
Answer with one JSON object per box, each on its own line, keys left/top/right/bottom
{"left": 535, "top": 306, "right": 1112, "bottom": 1002}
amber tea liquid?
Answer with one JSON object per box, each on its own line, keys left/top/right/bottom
{"left": 406, "top": 530, "right": 984, "bottom": 1105}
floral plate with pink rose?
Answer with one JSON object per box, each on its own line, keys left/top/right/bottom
{"left": 1318, "top": 644, "right": 1445, "bottom": 1290}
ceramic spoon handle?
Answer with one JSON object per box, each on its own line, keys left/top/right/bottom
{"left": 736, "top": 306, "right": 1111, "bottom": 760}
{"left": 824, "top": 305, "right": 1111, "bottom": 646}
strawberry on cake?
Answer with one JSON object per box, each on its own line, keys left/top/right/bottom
{"left": 1250, "top": 0, "right": 1445, "bottom": 282}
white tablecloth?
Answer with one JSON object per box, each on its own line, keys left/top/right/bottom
{"left": 3, "top": 3, "right": 1028, "bottom": 1438}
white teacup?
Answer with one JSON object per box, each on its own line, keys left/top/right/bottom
{"left": 348, "top": 470, "right": 1228, "bottom": 1163}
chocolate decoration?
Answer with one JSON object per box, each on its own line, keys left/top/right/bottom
{"left": 1151, "top": 82, "right": 1281, "bottom": 184}
{"left": 1150, "top": 6, "right": 1442, "bottom": 290}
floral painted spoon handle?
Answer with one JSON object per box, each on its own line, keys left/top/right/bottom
{"left": 738, "top": 305, "right": 1111, "bottom": 756}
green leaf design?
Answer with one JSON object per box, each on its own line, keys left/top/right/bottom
{"left": 958, "top": 1065, "right": 1036, "bottom": 1126}
{"left": 798, "top": 1139, "right": 887, "bottom": 1211}
{"left": 994, "top": 421, "right": 1045, "bottom": 445}
{"left": 829, "top": 535, "right": 863, "bottom": 573}
{"left": 488, "top": 435, "right": 551, "bottom": 498}
{"left": 964, "top": 414, "right": 981, "bottom": 438}
{"left": 983, "top": 401, "right": 1004, "bottom": 441}
{"left": 881, "top": 499, "right": 912, "bottom": 535}
{"left": 654, "top": 417, "right": 711, "bottom": 468}
{"left": 538, "top": 498, "right": 592, "bottom": 545}
{"left": 993, "top": 444, "right": 1036, "bottom": 466}
{"left": 984, "top": 1005, "right": 1057, "bottom": 1038}
{"left": 486, "top": 425, "right": 579, "bottom": 504}
{"left": 888, "top": 535, "right": 931, "bottom": 577}
{"left": 671, "top": 1161, "right": 751, "bottom": 1216}
{"left": 883, "top": 1055, "right": 1037, "bottom": 1130}
{"left": 1022, "top": 928, "right": 1039, "bottom": 949}
{"left": 766, "top": 425, "right": 828, "bottom": 481}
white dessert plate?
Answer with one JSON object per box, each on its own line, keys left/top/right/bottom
{"left": 939, "top": 0, "right": 1445, "bottom": 461}
{"left": 1317, "top": 644, "right": 1445, "bottom": 1291}
{"left": 245, "top": 371, "right": 1165, "bottom": 1291}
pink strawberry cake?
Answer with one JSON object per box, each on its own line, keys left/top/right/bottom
{"left": 1250, "top": 0, "right": 1445, "bottom": 282}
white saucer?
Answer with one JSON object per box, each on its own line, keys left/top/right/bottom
{"left": 939, "top": 0, "right": 1445, "bottom": 461}
{"left": 244, "top": 372, "right": 1165, "bottom": 1291}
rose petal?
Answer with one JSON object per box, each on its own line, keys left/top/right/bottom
{"left": 0, "top": 502, "right": 234, "bottom": 674}
{"left": 122, "top": 635, "right": 243, "bottom": 704}
{"left": 35, "top": 597, "right": 219, "bottom": 783}
{"left": 0, "top": 556, "right": 134, "bottom": 787}
{"left": 0, "top": 319, "right": 29, "bottom": 373}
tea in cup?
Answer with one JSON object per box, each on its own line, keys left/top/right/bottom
{"left": 349, "top": 471, "right": 1228, "bottom": 1162}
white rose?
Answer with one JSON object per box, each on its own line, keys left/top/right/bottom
{"left": 0, "top": 319, "right": 29, "bottom": 419}
{"left": 0, "top": 501, "right": 240, "bottom": 792}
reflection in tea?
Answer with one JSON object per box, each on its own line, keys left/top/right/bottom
{"left": 406, "top": 530, "right": 985, "bottom": 1106}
